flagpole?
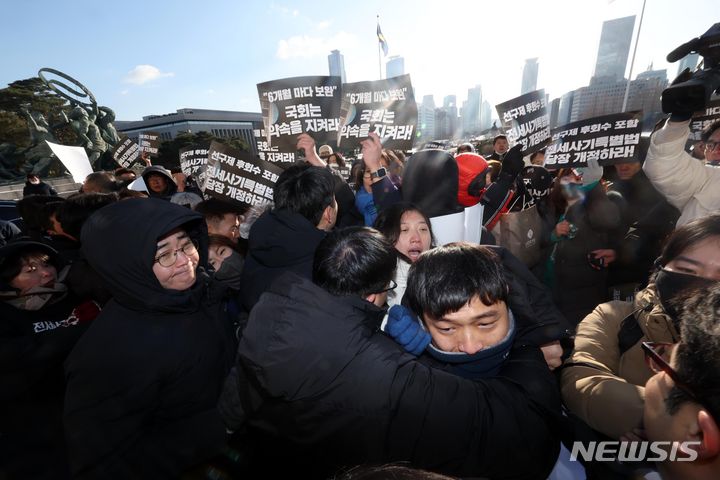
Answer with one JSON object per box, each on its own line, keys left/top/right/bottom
{"left": 377, "top": 15, "right": 382, "bottom": 79}
{"left": 622, "top": 0, "right": 646, "bottom": 112}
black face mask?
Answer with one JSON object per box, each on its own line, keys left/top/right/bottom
{"left": 655, "top": 268, "right": 717, "bottom": 324}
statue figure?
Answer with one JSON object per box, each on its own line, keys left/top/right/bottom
{"left": 97, "top": 106, "right": 120, "bottom": 147}
{"left": 19, "top": 107, "right": 58, "bottom": 176}
{"left": 36, "top": 68, "right": 118, "bottom": 170}
{"left": 62, "top": 105, "right": 107, "bottom": 167}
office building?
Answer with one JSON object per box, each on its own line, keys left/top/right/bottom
{"left": 521, "top": 58, "right": 539, "bottom": 94}
{"left": 115, "top": 108, "right": 262, "bottom": 153}
{"left": 328, "top": 49, "right": 347, "bottom": 83}
{"left": 593, "top": 16, "right": 636, "bottom": 80}
{"left": 386, "top": 56, "right": 405, "bottom": 78}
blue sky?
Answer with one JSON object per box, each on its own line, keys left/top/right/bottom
{"left": 1, "top": 0, "right": 715, "bottom": 121}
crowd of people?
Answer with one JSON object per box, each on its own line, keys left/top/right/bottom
{"left": 1, "top": 113, "right": 720, "bottom": 480}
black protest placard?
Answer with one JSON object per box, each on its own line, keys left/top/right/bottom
{"left": 111, "top": 135, "right": 141, "bottom": 168}
{"left": 179, "top": 144, "right": 210, "bottom": 189}
{"left": 338, "top": 75, "right": 417, "bottom": 151}
{"left": 204, "top": 141, "right": 284, "bottom": 208}
{"left": 253, "top": 127, "right": 296, "bottom": 165}
{"left": 495, "top": 89, "right": 551, "bottom": 155}
{"left": 544, "top": 112, "right": 643, "bottom": 169}
{"left": 687, "top": 99, "right": 720, "bottom": 148}
{"left": 138, "top": 131, "right": 161, "bottom": 156}
{"left": 257, "top": 76, "right": 341, "bottom": 156}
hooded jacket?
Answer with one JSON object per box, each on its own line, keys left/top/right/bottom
{"left": 560, "top": 284, "right": 677, "bottom": 439}
{"left": 64, "top": 198, "right": 235, "bottom": 479}
{"left": 141, "top": 165, "right": 178, "bottom": 200}
{"left": 239, "top": 208, "right": 326, "bottom": 312}
{"left": 219, "top": 273, "right": 562, "bottom": 479}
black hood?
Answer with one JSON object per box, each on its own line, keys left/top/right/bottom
{"left": 402, "top": 149, "right": 463, "bottom": 218}
{"left": 81, "top": 198, "right": 207, "bottom": 312}
{"left": 141, "top": 165, "right": 178, "bottom": 198}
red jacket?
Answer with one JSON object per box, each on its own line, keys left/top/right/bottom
{"left": 456, "top": 153, "right": 489, "bottom": 207}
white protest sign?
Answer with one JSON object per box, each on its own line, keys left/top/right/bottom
{"left": 45, "top": 141, "right": 93, "bottom": 184}
{"left": 127, "top": 176, "right": 148, "bottom": 192}
{"left": 430, "top": 203, "right": 485, "bottom": 246}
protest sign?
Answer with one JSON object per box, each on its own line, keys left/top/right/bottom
{"left": 687, "top": 99, "right": 720, "bottom": 150}
{"left": 45, "top": 141, "right": 93, "bottom": 183}
{"left": 257, "top": 76, "right": 342, "bottom": 160}
{"left": 338, "top": 75, "right": 417, "bottom": 151}
{"left": 544, "top": 112, "right": 643, "bottom": 169}
{"left": 111, "top": 135, "right": 141, "bottom": 168}
{"left": 495, "top": 89, "right": 551, "bottom": 155}
{"left": 253, "top": 127, "right": 296, "bottom": 165}
{"left": 179, "top": 144, "right": 210, "bottom": 190}
{"left": 138, "top": 131, "right": 161, "bottom": 156}
{"left": 204, "top": 141, "right": 284, "bottom": 208}
{"left": 429, "top": 203, "right": 484, "bottom": 246}
{"left": 422, "top": 140, "right": 452, "bottom": 150}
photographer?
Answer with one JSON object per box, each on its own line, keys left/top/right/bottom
{"left": 643, "top": 118, "right": 720, "bottom": 227}
{"left": 644, "top": 23, "right": 720, "bottom": 226}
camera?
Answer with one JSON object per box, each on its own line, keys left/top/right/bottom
{"left": 662, "top": 23, "right": 720, "bottom": 114}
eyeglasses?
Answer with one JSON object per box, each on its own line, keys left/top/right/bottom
{"left": 705, "top": 141, "right": 720, "bottom": 152}
{"left": 641, "top": 341, "right": 716, "bottom": 419}
{"left": 375, "top": 279, "right": 397, "bottom": 294}
{"left": 154, "top": 240, "right": 198, "bottom": 268}
{"left": 643, "top": 341, "right": 698, "bottom": 395}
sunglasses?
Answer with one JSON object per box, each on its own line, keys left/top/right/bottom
{"left": 642, "top": 341, "right": 717, "bottom": 421}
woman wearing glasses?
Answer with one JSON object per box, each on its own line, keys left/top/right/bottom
{"left": 63, "top": 198, "right": 235, "bottom": 478}
{"left": 561, "top": 213, "right": 720, "bottom": 442}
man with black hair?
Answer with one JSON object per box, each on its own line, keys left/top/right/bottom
{"left": 643, "top": 285, "right": 720, "bottom": 479}
{"left": 219, "top": 227, "right": 563, "bottom": 479}
{"left": 487, "top": 134, "right": 509, "bottom": 161}
{"left": 387, "top": 243, "right": 567, "bottom": 376}
{"left": 239, "top": 163, "right": 337, "bottom": 311}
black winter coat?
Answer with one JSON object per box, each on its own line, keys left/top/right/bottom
{"left": 239, "top": 208, "right": 326, "bottom": 312}
{"left": 0, "top": 294, "right": 99, "bottom": 480}
{"left": 23, "top": 180, "right": 57, "bottom": 197}
{"left": 64, "top": 198, "right": 235, "bottom": 479}
{"left": 219, "top": 273, "right": 562, "bottom": 479}
{"left": 553, "top": 183, "right": 625, "bottom": 326}
{"left": 607, "top": 171, "right": 680, "bottom": 287}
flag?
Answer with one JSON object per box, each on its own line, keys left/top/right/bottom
{"left": 377, "top": 22, "right": 389, "bottom": 56}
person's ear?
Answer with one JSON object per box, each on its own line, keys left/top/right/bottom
{"left": 693, "top": 410, "right": 720, "bottom": 460}
{"left": 365, "top": 293, "right": 377, "bottom": 304}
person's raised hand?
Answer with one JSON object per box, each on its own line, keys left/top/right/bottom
{"left": 296, "top": 133, "right": 324, "bottom": 166}
{"left": 500, "top": 144, "right": 525, "bottom": 179}
{"left": 360, "top": 131, "right": 383, "bottom": 172}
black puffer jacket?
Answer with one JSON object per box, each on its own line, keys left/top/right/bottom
{"left": 219, "top": 273, "right": 562, "bottom": 479}
{"left": 64, "top": 198, "right": 235, "bottom": 479}
{"left": 1, "top": 292, "right": 99, "bottom": 480}
{"left": 239, "top": 208, "right": 326, "bottom": 312}
{"left": 553, "top": 183, "right": 624, "bottom": 326}
{"left": 491, "top": 245, "right": 572, "bottom": 345}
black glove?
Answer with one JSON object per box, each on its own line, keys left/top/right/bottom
{"left": 666, "top": 68, "right": 695, "bottom": 121}
{"left": 500, "top": 144, "right": 525, "bottom": 180}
